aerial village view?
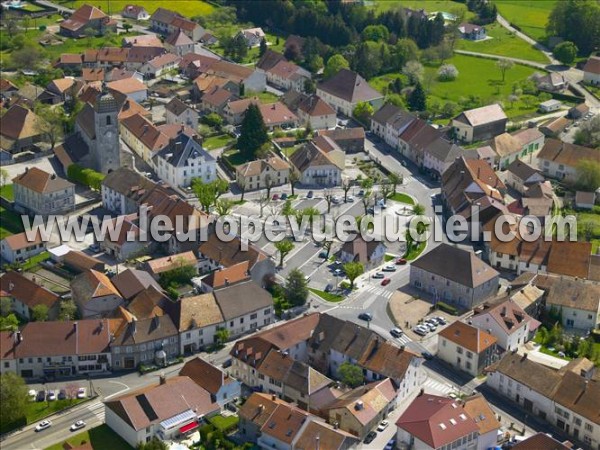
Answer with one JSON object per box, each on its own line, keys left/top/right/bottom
{"left": 0, "top": 0, "right": 598, "bottom": 449}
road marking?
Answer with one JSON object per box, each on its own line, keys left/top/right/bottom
{"left": 86, "top": 401, "right": 105, "bottom": 421}
{"left": 423, "top": 378, "right": 454, "bottom": 395}
{"left": 104, "top": 381, "right": 130, "bottom": 400}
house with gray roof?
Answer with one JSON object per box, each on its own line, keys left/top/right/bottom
{"left": 165, "top": 98, "right": 198, "bottom": 129}
{"left": 410, "top": 243, "right": 500, "bottom": 309}
{"left": 452, "top": 104, "right": 507, "bottom": 143}
{"left": 101, "top": 167, "right": 158, "bottom": 215}
{"left": 317, "top": 69, "right": 384, "bottom": 117}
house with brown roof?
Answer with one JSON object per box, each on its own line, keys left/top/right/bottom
{"left": 238, "top": 392, "right": 358, "bottom": 449}
{"left": 98, "top": 213, "right": 147, "bottom": 261}
{"left": 543, "top": 276, "right": 600, "bottom": 331}
{"left": 236, "top": 154, "right": 290, "bottom": 191}
{"left": 470, "top": 298, "right": 540, "bottom": 351}
{"left": 511, "top": 433, "right": 573, "bottom": 450}
{"left": 322, "top": 378, "right": 397, "bottom": 439}
{"left": 539, "top": 116, "right": 571, "bottom": 138}
{"left": 452, "top": 104, "right": 507, "bottom": 143}
{"left": 505, "top": 159, "right": 545, "bottom": 194}
{"left": 198, "top": 261, "right": 251, "bottom": 291}
{"left": 395, "top": 393, "right": 484, "bottom": 450}
{"left": 0, "top": 271, "right": 60, "bottom": 320}
{"left": 410, "top": 243, "right": 500, "bottom": 310}
{"left": 13, "top": 167, "right": 75, "bottom": 215}
{"left": 140, "top": 53, "right": 182, "bottom": 79}
{"left": 0, "top": 78, "right": 19, "bottom": 99}
{"left": 165, "top": 97, "right": 198, "bottom": 129}
{"left": 583, "top": 55, "right": 600, "bottom": 86}
{"left": 317, "top": 69, "right": 384, "bottom": 117}
{"left": 107, "top": 77, "right": 147, "bottom": 103}
{"left": 180, "top": 357, "right": 241, "bottom": 406}
{"left": 112, "top": 269, "right": 162, "bottom": 301}
{"left": 54, "top": 53, "right": 84, "bottom": 72}
{"left": 339, "top": 235, "right": 387, "bottom": 270}
{"left": 462, "top": 393, "right": 502, "bottom": 450}
{"left": 59, "top": 4, "right": 115, "bottom": 37}
{"left": 296, "top": 94, "right": 337, "bottom": 130}
{"left": 259, "top": 102, "right": 299, "bottom": 131}
{"left": 120, "top": 4, "right": 149, "bottom": 20}
{"left": 82, "top": 68, "right": 105, "bottom": 83}
{"left": 120, "top": 113, "right": 169, "bottom": 163}
{"left": 101, "top": 167, "right": 158, "bottom": 215}
{"left": 459, "top": 22, "right": 487, "bottom": 40}
{"left": 201, "top": 85, "right": 238, "bottom": 115}
{"left": 71, "top": 269, "right": 124, "bottom": 318}
{"left": 289, "top": 139, "right": 343, "bottom": 186}
{"left": 486, "top": 351, "right": 600, "bottom": 448}
{"left": 437, "top": 321, "right": 498, "bottom": 376}
{"left": 146, "top": 251, "right": 198, "bottom": 279}
{"left": 316, "top": 127, "right": 366, "bottom": 153}
{"left": 104, "top": 375, "right": 219, "bottom": 447}
{"left": 258, "top": 55, "right": 311, "bottom": 92}
{"left": 0, "top": 104, "right": 44, "bottom": 153}
{"left": 62, "top": 250, "right": 105, "bottom": 274}
{"left": 221, "top": 96, "right": 259, "bottom": 125}
{"left": 164, "top": 29, "right": 194, "bottom": 57}
{"left": 537, "top": 138, "right": 598, "bottom": 183}
{"left": 491, "top": 128, "right": 545, "bottom": 170}
{"left": 0, "top": 230, "right": 46, "bottom": 265}
{"left": 122, "top": 34, "right": 163, "bottom": 49}
{"left": 46, "top": 78, "right": 85, "bottom": 103}
{"left": 1, "top": 319, "right": 113, "bottom": 379}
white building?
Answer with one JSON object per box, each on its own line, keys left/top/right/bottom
{"left": 0, "top": 231, "right": 46, "bottom": 264}
{"left": 165, "top": 98, "right": 198, "bottom": 129}
{"left": 583, "top": 56, "right": 600, "bottom": 86}
{"left": 537, "top": 138, "right": 598, "bottom": 183}
{"left": 179, "top": 357, "right": 242, "bottom": 407}
{"left": 317, "top": 69, "right": 384, "bottom": 117}
{"left": 12, "top": 167, "right": 75, "bottom": 216}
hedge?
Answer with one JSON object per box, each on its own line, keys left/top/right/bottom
{"left": 66, "top": 164, "right": 105, "bottom": 191}
{"left": 436, "top": 301, "right": 458, "bottom": 316}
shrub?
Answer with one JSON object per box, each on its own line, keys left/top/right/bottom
{"left": 66, "top": 164, "right": 105, "bottom": 190}
{"left": 436, "top": 301, "right": 458, "bottom": 315}
{"left": 437, "top": 64, "right": 458, "bottom": 81}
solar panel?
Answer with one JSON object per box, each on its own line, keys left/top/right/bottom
{"left": 160, "top": 409, "right": 196, "bottom": 430}
{"left": 136, "top": 394, "right": 158, "bottom": 422}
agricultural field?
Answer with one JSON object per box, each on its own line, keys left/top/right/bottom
{"left": 495, "top": 0, "right": 556, "bottom": 42}
{"left": 455, "top": 22, "right": 549, "bottom": 63}
{"left": 56, "top": 0, "right": 214, "bottom": 17}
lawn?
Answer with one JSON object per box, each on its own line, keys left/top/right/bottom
{"left": 495, "top": 0, "right": 556, "bottom": 42}
{"left": 45, "top": 424, "right": 133, "bottom": 450}
{"left": 389, "top": 192, "right": 415, "bottom": 205}
{"left": 0, "top": 205, "right": 25, "bottom": 239}
{"left": 212, "top": 32, "right": 286, "bottom": 64}
{"left": 455, "top": 22, "right": 548, "bottom": 63}
{"left": 576, "top": 211, "right": 600, "bottom": 241}
{"left": 57, "top": 0, "right": 214, "bottom": 17}
{"left": 207, "top": 414, "right": 239, "bottom": 432}
{"left": 370, "top": 0, "right": 475, "bottom": 21}
{"left": 223, "top": 149, "right": 252, "bottom": 166}
{"left": 309, "top": 288, "right": 345, "bottom": 303}
{"left": 0, "top": 184, "right": 14, "bottom": 200}
{"left": 204, "top": 134, "right": 235, "bottom": 150}
{"left": 423, "top": 54, "right": 539, "bottom": 119}
{"left": 245, "top": 91, "right": 280, "bottom": 104}
{"left": 404, "top": 241, "right": 426, "bottom": 260}
{"left": 20, "top": 251, "right": 51, "bottom": 271}
{"left": 2, "top": 398, "right": 85, "bottom": 434}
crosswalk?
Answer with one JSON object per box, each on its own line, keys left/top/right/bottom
{"left": 363, "top": 284, "right": 394, "bottom": 299}
{"left": 87, "top": 401, "right": 105, "bottom": 422}
{"left": 422, "top": 378, "right": 455, "bottom": 396}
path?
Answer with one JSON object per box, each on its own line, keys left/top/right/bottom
{"left": 454, "top": 49, "right": 548, "bottom": 70}
{"left": 496, "top": 14, "right": 557, "bottom": 64}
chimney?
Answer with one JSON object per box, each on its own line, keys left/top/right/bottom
{"left": 521, "top": 352, "right": 528, "bottom": 361}
{"left": 271, "top": 394, "right": 277, "bottom": 401}
{"left": 51, "top": 174, "right": 56, "bottom": 180}
{"left": 159, "top": 374, "right": 166, "bottom": 385}
{"left": 418, "top": 388, "right": 424, "bottom": 396}
{"left": 143, "top": 124, "right": 149, "bottom": 134}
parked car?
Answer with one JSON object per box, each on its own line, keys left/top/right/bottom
{"left": 363, "top": 431, "right": 377, "bottom": 444}
{"left": 333, "top": 268, "right": 343, "bottom": 276}
{"left": 421, "top": 351, "right": 434, "bottom": 360}
{"left": 358, "top": 312, "right": 373, "bottom": 322}
{"left": 307, "top": 190, "right": 314, "bottom": 198}
{"left": 36, "top": 390, "right": 46, "bottom": 402}
{"left": 358, "top": 190, "right": 365, "bottom": 196}
{"left": 281, "top": 193, "right": 288, "bottom": 200}
{"left": 35, "top": 420, "right": 52, "bottom": 432}
{"left": 70, "top": 420, "right": 86, "bottom": 432}
{"left": 319, "top": 251, "right": 328, "bottom": 258}
{"left": 28, "top": 389, "right": 36, "bottom": 401}
{"left": 58, "top": 389, "right": 67, "bottom": 400}
{"left": 423, "top": 321, "right": 437, "bottom": 331}
{"left": 381, "top": 278, "right": 391, "bottom": 286}
{"left": 331, "top": 196, "right": 342, "bottom": 204}
{"left": 346, "top": 196, "right": 354, "bottom": 203}
{"left": 372, "top": 272, "right": 385, "bottom": 279}
{"left": 377, "top": 420, "right": 389, "bottom": 432}
{"left": 413, "top": 326, "right": 428, "bottom": 336}
{"left": 382, "top": 265, "right": 396, "bottom": 272}
{"left": 384, "top": 438, "right": 397, "bottom": 450}
{"left": 225, "top": 403, "right": 237, "bottom": 412}
{"left": 76, "top": 387, "right": 86, "bottom": 399}
{"left": 222, "top": 359, "right": 232, "bottom": 369}
{"left": 47, "top": 391, "right": 56, "bottom": 401}
{"left": 390, "top": 328, "right": 403, "bottom": 338}
{"left": 396, "top": 258, "right": 407, "bottom": 265}
{"left": 435, "top": 316, "right": 447, "bottom": 325}
{"left": 272, "top": 194, "right": 279, "bottom": 201}
{"left": 89, "top": 244, "right": 100, "bottom": 253}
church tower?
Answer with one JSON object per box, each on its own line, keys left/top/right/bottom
{"left": 93, "top": 84, "right": 120, "bottom": 174}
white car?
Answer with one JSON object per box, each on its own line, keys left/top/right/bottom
{"left": 377, "top": 420, "right": 389, "bottom": 431}
{"left": 346, "top": 196, "right": 355, "bottom": 203}
{"left": 76, "top": 387, "right": 86, "bottom": 399}
{"left": 28, "top": 389, "right": 36, "bottom": 400}
{"left": 70, "top": 420, "right": 86, "bottom": 431}
{"left": 47, "top": 391, "right": 56, "bottom": 401}
{"left": 382, "top": 265, "right": 396, "bottom": 272}
{"left": 35, "top": 420, "right": 52, "bottom": 432}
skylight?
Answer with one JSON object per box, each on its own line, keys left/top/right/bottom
{"left": 439, "top": 423, "right": 447, "bottom": 430}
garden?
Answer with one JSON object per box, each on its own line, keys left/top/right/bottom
{"left": 45, "top": 424, "right": 133, "bottom": 450}
{"left": 534, "top": 322, "right": 600, "bottom": 365}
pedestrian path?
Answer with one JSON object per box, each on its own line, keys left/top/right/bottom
{"left": 363, "top": 284, "right": 394, "bottom": 299}
{"left": 422, "top": 378, "right": 455, "bottom": 396}
{"left": 87, "top": 401, "right": 105, "bottom": 422}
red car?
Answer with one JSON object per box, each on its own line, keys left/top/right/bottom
{"left": 381, "top": 278, "right": 391, "bottom": 286}
{"left": 272, "top": 194, "right": 280, "bottom": 201}
{"left": 396, "top": 258, "right": 407, "bottom": 265}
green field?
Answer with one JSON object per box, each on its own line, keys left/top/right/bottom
{"left": 2, "top": 398, "right": 85, "bottom": 434}
{"left": 455, "top": 22, "right": 548, "bottom": 63}
{"left": 0, "top": 184, "right": 14, "bottom": 201}
{"left": 495, "top": 0, "right": 556, "bottom": 42}
{"left": 57, "top": 0, "right": 214, "bottom": 17}
{"left": 205, "top": 134, "right": 235, "bottom": 150}
{"left": 45, "top": 424, "right": 133, "bottom": 450}
{"left": 309, "top": 288, "right": 345, "bottom": 303}
{"left": 208, "top": 414, "right": 239, "bottom": 432}
{"left": 370, "top": 0, "right": 475, "bottom": 20}
{"left": 424, "top": 54, "right": 538, "bottom": 118}
{"left": 0, "top": 206, "right": 24, "bottom": 239}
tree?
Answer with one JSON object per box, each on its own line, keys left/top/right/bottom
{"left": 10, "top": 43, "right": 44, "bottom": 70}
{"left": 284, "top": 42, "right": 300, "bottom": 61}
{"left": 202, "top": 112, "right": 224, "bottom": 130}
{"left": 137, "top": 439, "right": 168, "bottom": 450}
{"left": 388, "top": 172, "right": 403, "bottom": 194}
{"left": 342, "top": 178, "right": 352, "bottom": 202}
{"left": 282, "top": 199, "right": 294, "bottom": 217}
{"left": 353, "top": 101, "right": 374, "bottom": 124}
{"left": 258, "top": 192, "right": 270, "bottom": 217}
{"left": 574, "top": 115, "right": 600, "bottom": 148}
{"left": 237, "top": 177, "right": 246, "bottom": 201}
{"left": 0, "top": 373, "right": 28, "bottom": 427}
{"left": 238, "top": 104, "right": 269, "bottom": 159}
{"left": 361, "top": 24, "right": 390, "bottom": 42}
{"left": 223, "top": 33, "right": 248, "bottom": 62}
{"left": 34, "top": 104, "right": 64, "bottom": 150}
{"left": 264, "top": 174, "right": 274, "bottom": 198}
{"left": 576, "top": 159, "right": 600, "bottom": 191}
{"left": 32, "top": 304, "right": 48, "bottom": 322}
{"left": 553, "top": 41, "right": 578, "bottom": 66}
{"left": 402, "top": 60, "right": 424, "bottom": 84}
{"left": 496, "top": 59, "right": 514, "bottom": 83}
{"left": 4, "top": 12, "right": 19, "bottom": 37}
{"left": 438, "top": 64, "right": 459, "bottom": 81}
{"left": 259, "top": 37, "right": 268, "bottom": 57}
{"left": 0, "top": 313, "right": 19, "bottom": 331}
{"left": 215, "top": 198, "right": 234, "bottom": 216}
{"left": 193, "top": 179, "right": 218, "bottom": 212}
{"left": 547, "top": 0, "right": 600, "bottom": 54}
{"left": 215, "top": 327, "right": 230, "bottom": 345}
{"left": 361, "top": 189, "right": 373, "bottom": 214}
{"left": 284, "top": 268, "right": 308, "bottom": 306}
{"left": 288, "top": 169, "right": 300, "bottom": 196}
{"left": 275, "top": 239, "right": 294, "bottom": 267}
{"left": 324, "top": 54, "right": 349, "bottom": 79}
{"left": 407, "top": 82, "right": 426, "bottom": 112}
{"left": 0, "top": 298, "right": 11, "bottom": 316}
{"left": 343, "top": 262, "right": 364, "bottom": 289}
{"left": 59, "top": 299, "right": 77, "bottom": 321}
{"left": 338, "top": 362, "right": 364, "bottom": 388}
{"left": 380, "top": 179, "right": 392, "bottom": 201}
